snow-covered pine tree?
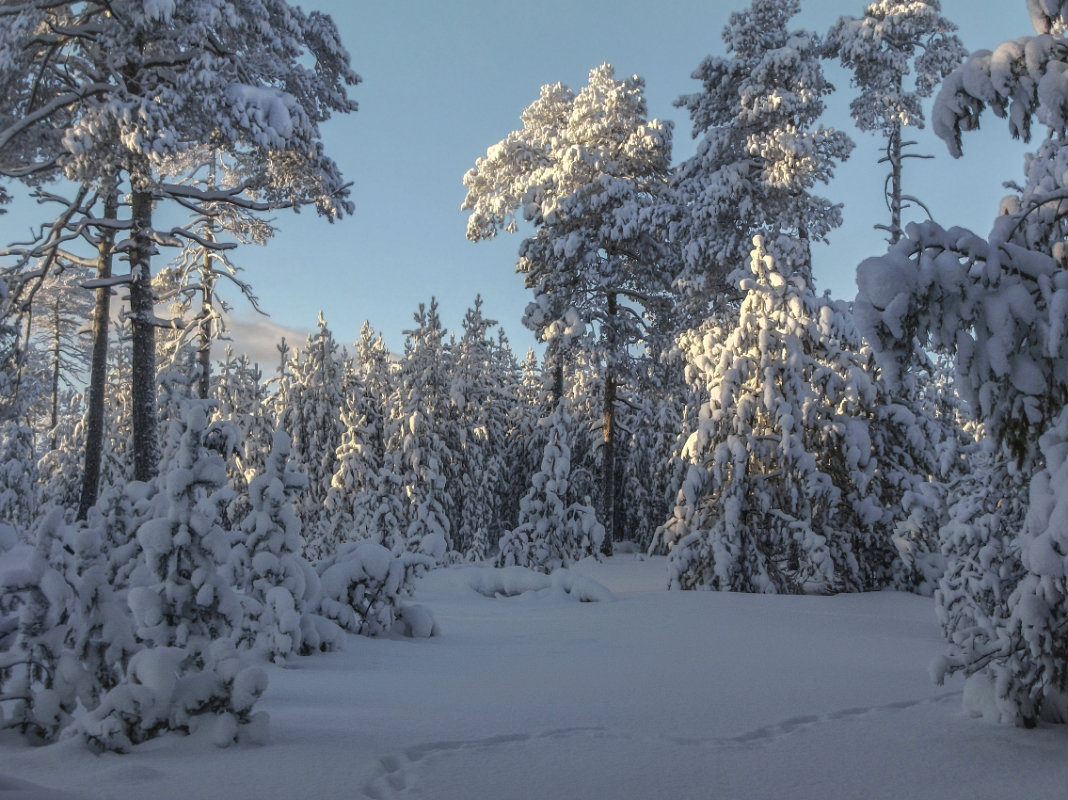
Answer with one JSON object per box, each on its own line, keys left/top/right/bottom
{"left": 78, "top": 184, "right": 120, "bottom": 519}
{"left": 856, "top": 0, "right": 1068, "bottom": 726}
{"left": 827, "top": 0, "right": 966, "bottom": 242}
{"left": 96, "top": 318, "right": 134, "bottom": 493}
{"left": 498, "top": 403, "right": 604, "bottom": 573}
{"left": 0, "top": 1, "right": 359, "bottom": 483}
{"left": 672, "top": 0, "right": 854, "bottom": 310}
{"left": 464, "top": 63, "right": 675, "bottom": 553}
{"left": 157, "top": 150, "right": 275, "bottom": 399}
{"left": 663, "top": 236, "right": 898, "bottom": 594}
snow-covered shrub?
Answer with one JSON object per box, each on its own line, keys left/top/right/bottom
{"left": 316, "top": 541, "right": 434, "bottom": 637}
{"left": 76, "top": 640, "right": 269, "bottom": 752}
{"left": 0, "top": 420, "right": 37, "bottom": 535}
{"left": 0, "top": 525, "right": 79, "bottom": 743}
{"left": 464, "top": 566, "right": 614, "bottom": 603}
{"left": 77, "top": 402, "right": 267, "bottom": 751}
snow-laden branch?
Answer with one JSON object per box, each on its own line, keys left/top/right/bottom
{"left": 0, "top": 82, "right": 112, "bottom": 158}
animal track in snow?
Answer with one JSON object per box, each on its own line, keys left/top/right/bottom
{"left": 361, "top": 727, "right": 608, "bottom": 799}
{"left": 715, "top": 690, "right": 962, "bottom": 748}
{"left": 360, "top": 694, "right": 962, "bottom": 798}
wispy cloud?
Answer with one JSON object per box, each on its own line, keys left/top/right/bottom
{"left": 214, "top": 312, "right": 312, "bottom": 373}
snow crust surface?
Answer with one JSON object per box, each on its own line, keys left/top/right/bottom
{"left": 1, "top": 556, "right": 1066, "bottom": 800}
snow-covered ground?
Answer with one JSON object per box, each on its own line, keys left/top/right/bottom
{"left": 1, "top": 555, "right": 1066, "bottom": 800}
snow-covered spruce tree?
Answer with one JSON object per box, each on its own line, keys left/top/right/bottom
{"left": 324, "top": 371, "right": 381, "bottom": 554}
{"left": 858, "top": 221, "right": 1068, "bottom": 724}
{"left": 277, "top": 314, "right": 347, "bottom": 559}
{"left": 13, "top": 508, "right": 141, "bottom": 735}
{"left": 85, "top": 476, "right": 153, "bottom": 592}
{"left": 230, "top": 431, "right": 338, "bottom": 663}
{"left": 449, "top": 296, "right": 510, "bottom": 561}
{"left": 826, "top": 0, "right": 966, "bottom": 243}
{"left": 210, "top": 348, "right": 273, "bottom": 528}
{"left": 78, "top": 403, "right": 267, "bottom": 751}
{"left": 934, "top": 448, "right": 1027, "bottom": 644}
{"left": 497, "top": 347, "right": 546, "bottom": 538}
{"left": 463, "top": 63, "right": 674, "bottom": 552}
{"left": 60, "top": 511, "right": 140, "bottom": 717}
{"left": 497, "top": 403, "right": 604, "bottom": 573}
{"left": 855, "top": 2, "right": 1068, "bottom": 726}
{"left": 35, "top": 393, "right": 86, "bottom": 522}
{"left": 621, "top": 342, "right": 693, "bottom": 552}
{"left": 672, "top": 0, "right": 854, "bottom": 310}
{"left": 663, "top": 237, "right": 902, "bottom": 594}
{"left": 0, "top": 1, "right": 359, "bottom": 483}
{"left": 381, "top": 300, "right": 455, "bottom": 559}
{"left": 351, "top": 322, "right": 393, "bottom": 460}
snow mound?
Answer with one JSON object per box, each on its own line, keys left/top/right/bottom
{"left": 462, "top": 566, "right": 614, "bottom": 603}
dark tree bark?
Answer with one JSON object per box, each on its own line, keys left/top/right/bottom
{"left": 601, "top": 291, "right": 618, "bottom": 556}
{"left": 129, "top": 183, "right": 159, "bottom": 483}
{"left": 77, "top": 188, "right": 117, "bottom": 520}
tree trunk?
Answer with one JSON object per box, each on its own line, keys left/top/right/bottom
{"left": 77, "top": 188, "right": 118, "bottom": 520}
{"left": 547, "top": 340, "right": 565, "bottom": 405}
{"left": 889, "top": 121, "right": 903, "bottom": 245}
{"left": 129, "top": 182, "right": 159, "bottom": 483}
{"left": 49, "top": 299, "right": 60, "bottom": 446}
{"left": 197, "top": 158, "right": 217, "bottom": 400}
{"left": 196, "top": 244, "right": 214, "bottom": 400}
{"left": 601, "top": 292, "right": 617, "bottom": 556}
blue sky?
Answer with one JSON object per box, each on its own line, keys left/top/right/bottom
{"left": 19, "top": 1, "right": 1041, "bottom": 367}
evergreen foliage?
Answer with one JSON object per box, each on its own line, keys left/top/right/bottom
{"left": 498, "top": 404, "right": 604, "bottom": 573}
{"left": 662, "top": 237, "right": 902, "bottom": 593}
